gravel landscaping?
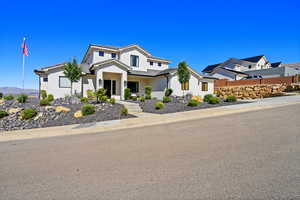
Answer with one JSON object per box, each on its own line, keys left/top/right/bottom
{"left": 0, "top": 97, "right": 133, "bottom": 132}
{"left": 139, "top": 98, "right": 249, "bottom": 114}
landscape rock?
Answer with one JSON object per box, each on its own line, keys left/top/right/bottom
{"left": 55, "top": 106, "right": 71, "bottom": 113}
{"left": 8, "top": 108, "right": 23, "bottom": 114}
{"left": 74, "top": 110, "right": 83, "bottom": 118}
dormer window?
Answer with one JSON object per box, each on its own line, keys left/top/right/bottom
{"left": 150, "top": 61, "right": 153, "bottom": 66}
{"left": 111, "top": 53, "right": 116, "bottom": 58}
{"left": 99, "top": 51, "right": 104, "bottom": 57}
{"left": 130, "top": 55, "right": 139, "bottom": 67}
{"left": 158, "top": 62, "right": 162, "bottom": 67}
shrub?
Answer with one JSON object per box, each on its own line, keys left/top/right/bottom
{"left": 80, "top": 97, "right": 89, "bottom": 103}
{"left": 145, "top": 95, "right": 151, "bottom": 100}
{"left": 81, "top": 104, "right": 95, "bottom": 116}
{"left": 131, "top": 96, "right": 137, "bottom": 101}
{"left": 226, "top": 95, "right": 237, "bottom": 102}
{"left": 21, "top": 108, "right": 38, "bottom": 120}
{"left": 163, "top": 96, "right": 172, "bottom": 103}
{"left": 285, "top": 85, "right": 294, "bottom": 92}
{"left": 100, "top": 95, "right": 108, "bottom": 103}
{"left": 47, "top": 94, "right": 54, "bottom": 102}
{"left": 95, "top": 88, "right": 107, "bottom": 103}
{"left": 0, "top": 110, "right": 9, "bottom": 119}
{"left": 17, "top": 94, "right": 28, "bottom": 103}
{"left": 124, "top": 88, "right": 131, "bottom": 100}
{"left": 109, "top": 98, "right": 116, "bottom": 104}
{"left": 121, "top": 107, "right": 128, "bottom": 116}
{"left": 4, "top": 95, "right": 14, "bottom": 101}
{"left": 165, "top": 88, "right": 173, "bottom": 97}
{"left": 145, "top": 86, "right": 152, "bottom": 99}
{"left": 0, "top": 92, "right": 3, "bottom": 99}
{"left": 188, "top": 99, "right": 200, "bottom": 107}
{"left": 40, "top": 99, "right": 50, "bottom": 106}
{"left": 155, "top": 101, "right": 164, "bottom": 110}
{"left": 209, "top": 97, "right": 221, "bottom": 104}
{"left": 40, "top": 90, "right": 47, "bottom": 99}
{"left": 87, "top": 89, "right": 96, "bottom": 99}
{"left": 204, "top": 94, "right": 214, "bottom": 102}
{"left": 140, "top": 96, "right": 145, "bottom": 102}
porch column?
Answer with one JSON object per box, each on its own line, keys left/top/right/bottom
{"left": 120, "top": 72, "right": 127, "bottom": 100}
{"left": 96, "top": 69, "right": 103, "bottom": 91}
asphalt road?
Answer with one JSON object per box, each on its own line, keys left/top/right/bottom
{"left": 0, "top": 104, "right": 300, "bottom": 200}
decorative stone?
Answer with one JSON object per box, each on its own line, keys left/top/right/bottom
{"left": 0, "top": 99, "right": 4, "bottom": 105}
{"left": 8, "top": 108, "right": 22, "bottom": 114}
{"left": 74, "top": 110, "right": 83, "bottom": 118}
{"left": 34, "top": 113, "right": 43, "bottom": 120}
{"left": 55, "top": 106, "right": 70, "bottom": 113}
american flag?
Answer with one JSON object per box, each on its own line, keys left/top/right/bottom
{"left": 21, "top": 37, "right": 28, "bottom": 56}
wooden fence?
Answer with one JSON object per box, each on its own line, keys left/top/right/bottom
{"left": 214, "top": 75, "right": 298, "bottom": 88}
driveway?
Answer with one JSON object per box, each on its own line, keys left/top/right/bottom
{"left": 0, "top": 104, "right": 300, "bottom": 199}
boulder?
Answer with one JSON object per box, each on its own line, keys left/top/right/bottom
{"left": 55, "top": 106, "right": 70, "bottom": 113}
{"left": 74, "top": 110, "right": 83, "bottom": 118}
{"left": 8, "top": 108, "right": 22, "bottom": 114}
{"left": 34, "top": 113, "right": 43, "bottom": 120}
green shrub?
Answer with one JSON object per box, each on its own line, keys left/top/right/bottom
{"left": 80, "top": 97, "right": 89, "bottom": 103}
{"left": 0, "top": 110, "right": 9, "bottom": 119}
{"left": 155, "top": 101, "right": 164, "bottom": 110}
{"left": 4, "top": 95, "right": 14, "bottom": 101}
{"left": 21, "top": 108, "right": 38, "bottom": 120}
{"left": 145, "top": 95, "right": 151, "bottom": 100}
{"left": 145, "top": 86, "right": 152, "bottom": 99}
{"left": 226, "top": 95, "right": 237, "bottom": 102}
{"left": 165, "top": 88, "right": 173, "bottom": 97}
{"left": 100, "top": 95, "right": 108, "bottom": 103}
{"left": 17, "top": 94, "right": 28, "bottom": 103}
{"left": 40, "top": 90, "right": 47, "bottom": 99}
{"left": 81, "top": 104, "right": 95, "bottom": 116}
{"left": 0, "top": 92, "right": 3, "bottom": 99}
{"left": 40, "top": 99, "right": 50, "bottom": 106}
{"left": 204, "top": 94, "right": 213, "bottom": 102}
{"left": 140, "top": 96, "right": 145, "bottom": 102}
{"left": 209, "top": 97, "right": 221, "bottom": 104}
{"left": 130, "top": 96, "right": 137, "bottom": 101}
{"left": 124, "top": 88, "right": 131, "bottom": 100}
{"left": 95, "top": 88, "right": 107, "bottom": 103}
{"left": 163, "top": 96, "right": 172, "bottom": 103}
{"left": 47, "top": 94, "right": 54, "bottom": 102}
{"left": 121, "top": 107, "right": 128, "bottom": 116}
{"left": 188, "top": 99, "right": 200, "bottom": 107}
{"left": 87, "top": 89, "right": 95, "bottom": 99}
{"left": 109, "top": 98, "right": 116, "bottom": 104}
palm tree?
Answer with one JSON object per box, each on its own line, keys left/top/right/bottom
{"left": 177, "top": 61, "right": 191, "bottom": 97}
{"left": 63, "top": 58, "right": 82, "bottom": 95}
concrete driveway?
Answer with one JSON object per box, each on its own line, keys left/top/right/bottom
{"left": 0, "top": 103, "right": 300, "bottom": 199}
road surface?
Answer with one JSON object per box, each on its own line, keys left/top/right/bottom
{"left": 0, "top": 104, "right": 300, "bottom": 199}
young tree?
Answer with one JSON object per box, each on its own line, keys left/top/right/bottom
{"left": 63, "top": 59, "right": 82, "bottom": 95}
{"left": 177, "top": 61, "right": 190, "bottom": 97}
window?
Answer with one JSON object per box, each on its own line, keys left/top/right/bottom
{"left": 130, "top": 55, "right": 139, "bottom": 67}
{"left": 43, "top": 77, "right": 48, "bottom": 82}
{"left": 112, "top": 80, "right": 116, "bottom": 95}
{"left": 127, "top": 81, "right": 139, "bottom": 93}
{"left": 181, "top": 81, "right": 189, "bottom": 90}
{"left": 248, "top": 65, "right": 252, "bottom": 69}
{"left": 99, "top": 51, "right": 104, "bottom": 56}
{"left": 150, "top": 61, "right": 153, "bottom": 66}
{"left": 111, "top": 53, "right": 116, "bottom": 58}
{"left": 158, "top": 62, "right": 162, "bottom": 67}
{"left": 202, "top": 82, "right": 208, "bottom": 91}
{"left": 59, "top": 76, "right": 71, "bottom": 88}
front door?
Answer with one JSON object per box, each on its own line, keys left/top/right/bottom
{"left": 104, "top": 80, "right": 112, "bottom": 98}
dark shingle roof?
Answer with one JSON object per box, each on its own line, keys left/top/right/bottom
{"left": 240, "top": 55, "right": 264, "bottom": 63}
{"left": 202, "top": 63, "right": 222, "bottom": 73}
{"left": 270, "top": 62, "right": 282, "bottom": 68}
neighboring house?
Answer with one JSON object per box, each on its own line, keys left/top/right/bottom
{"left": 201, "top": 55, "right": 296, "bottom": 80}
{"left": 34, "top": 44, "right": 215, "bottom": 99}
{"left": 282, "top": 62, "right": 300, "bottom": 71}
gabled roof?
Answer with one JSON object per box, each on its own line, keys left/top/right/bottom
{"left": 215, "top": 67, "right": 249, "bottom": 75}
{"left": 270, "top": 62, "right": 282, "bottom": 68}
{"left": 34, "top": 63, "right": 67, "bottom": 75}
{"left": 90, "top": 59, "right": 131, "bottom": 71}
{"left": 240, "top": 55, "right": 264, "bottom": 63}
{"left": 202, "top": 63, "right": 222, "bottom": 73}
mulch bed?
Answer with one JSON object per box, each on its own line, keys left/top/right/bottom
{"left": 139, "top": 99, "right": 249, "bottom": 114}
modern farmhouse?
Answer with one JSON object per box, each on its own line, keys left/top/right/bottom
{"left": 34, "top": 44, "right": 215, "bottom": 99}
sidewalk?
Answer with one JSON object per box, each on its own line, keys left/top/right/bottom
{"left": 1, "top": 95, "right": 300, "bottom": 142}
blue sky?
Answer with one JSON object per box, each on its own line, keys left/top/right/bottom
{"left": 0, "top": 0, "right": 299, "bottom": 89}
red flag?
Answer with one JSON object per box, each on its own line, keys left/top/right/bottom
{"left": 21, "top": 38, "right": 28, "bottom": 56}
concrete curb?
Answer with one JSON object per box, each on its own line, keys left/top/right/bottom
{"left": 1, "top": 99, "right": 300, "bottom": 142}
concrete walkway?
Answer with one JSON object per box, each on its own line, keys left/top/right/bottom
{"left": 1, "top": 95, "right": 300, "bottom": 142}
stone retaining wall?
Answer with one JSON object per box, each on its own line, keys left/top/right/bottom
{"left": 215, "top": 84, "right": 300, "bottom": 99}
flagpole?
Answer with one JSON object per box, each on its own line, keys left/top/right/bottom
{"left": 22, "top": 53, "right": 25, "bottom": 90}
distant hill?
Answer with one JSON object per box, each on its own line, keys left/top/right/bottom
{"left": 0, "top": 87, "right": 38, "bottom": 96}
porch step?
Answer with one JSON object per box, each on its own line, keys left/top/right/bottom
{"left": 118, "top": 101, "right": 143, "bottom": 113}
